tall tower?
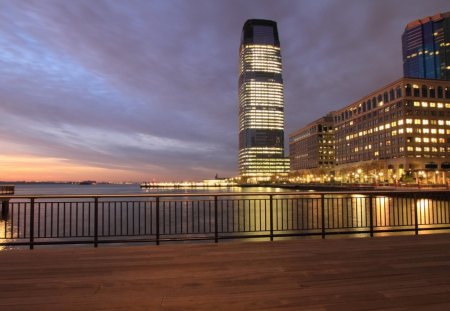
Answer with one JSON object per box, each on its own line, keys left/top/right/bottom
{"left": 402, "top": 11, "right": 450, "bottom": 80}
{"left": 238, "top": 19, "right": 289, "bottom": 182}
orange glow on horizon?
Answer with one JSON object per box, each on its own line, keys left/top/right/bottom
{"left": 0, "top": 155, "right": 148, "bottom": 182}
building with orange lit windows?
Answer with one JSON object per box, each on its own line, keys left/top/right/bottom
{"left": 238, "top": 19, "right": 289, "bottom": 182}
{"left": 289, "top": 78, "right": 450, "bottom": 184}
{"left": 333, "top": 78, "right": 450, "bottom": 183}
{"left": 289, "top": 114, "right": 334, "bottom": 173}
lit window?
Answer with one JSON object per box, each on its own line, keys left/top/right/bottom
{"left": 414, "top": 119, "right": 421, "bottom": 124}
{"left": 422, "top": 119, "right": 429, "bottom": 125}
{"left": 406, "top": 128, "right": 413, "bottom": 133}
{"left": 430, "top": 102, "right": 436, "bottom": 107}
{"left": 421, "top": 102, "right": 428, "bottom": 107}
{"left": 423, "top": 128, "right": 429, "bottom": 133}
{"left": 414, "top": 101, "right": 420, "bottom": 107}
{"left": 438, "top": 120, "right": 444, "bottom": 125}
{"left": 437, "top": 103, "right": 444, "bottom": 108}
{"left": 415, "top": 137, "right": 421, "bottom": 142}
{"left": 415, "top": 147, "right": 422, "bottom": 152}
{"left": 431, "top": 129, "right": 437, "bottom": 134}
{"left": 439, "top": 129, "right": 445, "bottom": 134}
{"left": 406, "top": 118, "right": 413, "bottom": 124}
{"left": 398, "top": 120, "right": 404, "bottom": 125}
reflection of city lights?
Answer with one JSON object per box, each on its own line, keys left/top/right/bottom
{"left": 0, "top": 221, "right": 7, "bottom": 251}
{"left": 417, "top": 198, "right": 430, "bottom": 224}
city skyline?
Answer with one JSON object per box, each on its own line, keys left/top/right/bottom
{"left": 1, "top": 0, "right": 449, "bottom": 182}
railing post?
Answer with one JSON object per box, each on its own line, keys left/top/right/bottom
{"left": 269, "top": 195, "right": 274, "bottom": 241}
{"left": 214, "top": 196, "right": 218, "bottom": 243}
{"left": 321, "top": 194, "right": 325, "bottom": 239}
{"left": 156, "top": 197, "right": 160, "bottom": 245}
{"left": 1, "top": 199, "right": 9, "bottom": 217}
{"left": 369, "top": 194, "right": 374, "bottom": 237}
{"left": 94, "top": 197, "right": 98, "bottom": 247}
{"left": 30, "top": 198, "right": 35, "bottom": 250}
{"left": 414, "top": 193, "right": 419, "bottom": 235}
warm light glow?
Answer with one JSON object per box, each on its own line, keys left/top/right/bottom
{"left": 239, "top": 26, "right": 289, "bottom": 180}
{"left": 0, "top": 155, "right": 148, "bottom": 182}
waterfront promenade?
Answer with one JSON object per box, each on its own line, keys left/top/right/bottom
{"left": 1, "top": 234, "right": 450, "bottom": 310}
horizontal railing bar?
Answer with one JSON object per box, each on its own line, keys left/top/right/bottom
{"left": 1, "top": 189, "right": 449, "bottom": 200}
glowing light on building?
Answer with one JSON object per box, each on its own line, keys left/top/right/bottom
{"left": 238, "top": 19, "right": 289, "bottom": 181}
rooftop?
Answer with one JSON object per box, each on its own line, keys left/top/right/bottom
{"left": 405, "top": 11, "right": 450, "bottom": 30}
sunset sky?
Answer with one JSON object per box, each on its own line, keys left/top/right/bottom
{"left": 1, "top": 0, "right": 449, "bottom": 182}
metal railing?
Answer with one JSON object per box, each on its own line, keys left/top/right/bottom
{"left": 1, "top": 191, "right": 449, "bottom": 249}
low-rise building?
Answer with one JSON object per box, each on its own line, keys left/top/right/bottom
{"left": 289, "top": 77, "right": 450, "bottom": 184}
{"left": 289, "top": 114, "right": 334, "bottom": 180}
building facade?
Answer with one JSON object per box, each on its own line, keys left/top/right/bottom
{"left": 238, "top": 19, "right": 289, "bottom": 182}
{"left": 289, "top": 78, "right": 450, "bottom": 184}
{"left": 289, "top": 114, "right": 334, "bottom": 173}
{"left": 334, "top": 77, "right": 450, "bottom": 183}
{"left": 402, "top": 11, "right": 450, "bottom": 80}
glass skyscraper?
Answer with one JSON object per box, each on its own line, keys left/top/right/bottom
{"left": 238, "top": 19, "right": 289, "bottom": 182}
{"left": 402, "top": 11, "right": 450, "bottom": 80}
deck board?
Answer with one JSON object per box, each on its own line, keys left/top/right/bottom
{"left": 1, "top": 234, "right": 450, "bottom": 310}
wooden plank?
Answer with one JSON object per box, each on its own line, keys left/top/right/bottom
{"left": 0, "top": 234, "right": 450, "bottom": 310}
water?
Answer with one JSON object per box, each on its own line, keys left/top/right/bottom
{"left": 12, "top": 183, "right": 292, "bottom": 196}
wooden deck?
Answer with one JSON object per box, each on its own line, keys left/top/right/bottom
{"left": 1, "top": 234, "right": 450, "bottom": 310}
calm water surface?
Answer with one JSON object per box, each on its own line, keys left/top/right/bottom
{"left": 12, "top": 183, "right": 292, "bottom": 196}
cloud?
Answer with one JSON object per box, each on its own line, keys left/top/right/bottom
{"left": 0, "top": 0, "right": 448, "bottom": 181}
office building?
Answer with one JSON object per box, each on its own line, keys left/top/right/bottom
{"left": 402, "top": 11, "right": 450, "bottom": 80}
{"left": 238, "top": 19, "right": 289, "bottom": 182}
{"left": 338, "top": 78, "right": 450, "bottom": 183}
{"left": 289, "top": 78, "right": 450, "bottom": 183}
{"left": 289, "top": 114, "right": 334, "bottom": 172}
